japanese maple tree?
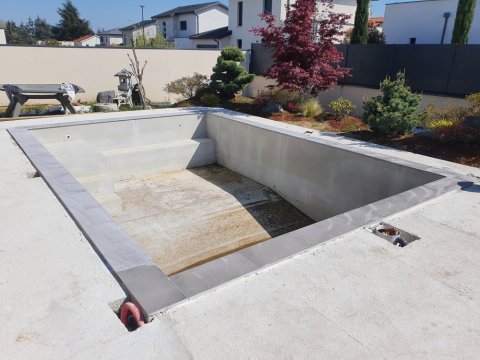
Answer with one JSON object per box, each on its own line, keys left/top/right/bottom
{"left": 252, "top": 0, "right": 350, "bottom": 96}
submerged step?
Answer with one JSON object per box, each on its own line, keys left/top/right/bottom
{"left": 101, "top": 138, "right": 216, "bottom": 179}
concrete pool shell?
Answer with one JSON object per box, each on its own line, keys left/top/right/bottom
{"left": 8, "top": 108, "right": 465, "bottom": 321}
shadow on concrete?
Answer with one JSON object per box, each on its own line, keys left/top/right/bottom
{"left": 458, "top": 181, "right": 480, "bottom": 193}
{"left": 187, "top": 164, "right": 314, "bottom": 239}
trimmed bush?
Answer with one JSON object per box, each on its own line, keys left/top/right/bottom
{"left": 300, "top": 99, "right": 323, "bottom": 118}
{"left": 466, "top": 93, "right": 480, "bottom": 115}
{"left": 329, "top": 97, "right": 356, "bottom": 120}
{"left": 253, "top": 87, "right": 302, "bottom": 110}
{"left": 209, "top": 46, "right": 255, "bottom": 100}
{"left": 164, "top": 73, "right": 209, "bottom": 100}
{"left": 199, "top": 93, "right": 220, "bottom": 107}
{"left": 427, "top": 119, "right": 466, "bottom": 143}
{"left": 363, "top": 72, "right": 423, "bottom": 135}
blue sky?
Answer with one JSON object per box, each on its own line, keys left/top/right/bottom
{"left": 0, "top": 0, "right": 409, "bottom": 30}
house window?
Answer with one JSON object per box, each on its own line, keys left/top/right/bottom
{"left": 237, "top": 39, "right": 243, "bottom": 49}
{"left": 180, "top": 20, "right": 187, "bottom": 31}
{"left": 238, "top": 1, "right": 243, "bottom": 27}
{"left": 196, "top": 44, "right": 218, "bottom": 49}
{"left": 100, "top": 36, "right": 104, "bottom": 43}
{"left": 162, "top": 21, "right": 167, "bottom": 38}
{"left": 264, "top": 0, "right": 272, "bottom": 13}
{"left": 409, "top": 37, "right": 416, "bottom": 45}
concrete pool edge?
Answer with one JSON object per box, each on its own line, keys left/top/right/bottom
{"left": 7, "top": 108, "right": 473, "bottom": 320}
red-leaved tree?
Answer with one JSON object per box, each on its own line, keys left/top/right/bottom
{"left": 252, "top": 0, "right": 350, "bottom": 96}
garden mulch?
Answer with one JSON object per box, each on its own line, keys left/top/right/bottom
{"left": 342, "top": 131, "right": 480, "bottom": 168}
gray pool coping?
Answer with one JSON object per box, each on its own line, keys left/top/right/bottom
{"left": 7, "top": 108, "right": 474, "bottom": 320}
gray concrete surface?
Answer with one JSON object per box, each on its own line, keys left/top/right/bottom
{"left": 1, "top": 109, "right": 480, "bottom": 359}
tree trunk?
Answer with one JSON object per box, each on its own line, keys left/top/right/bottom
{"left": 350, "top": 0, "right": 370, "bottom": 44}
{"left": 128, "top": 45, "right": 148, "bottom": 108}
{"left": 451, "top": 0, "right": 477, "bottom": 44}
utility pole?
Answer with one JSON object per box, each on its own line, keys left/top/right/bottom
{"left": 140, "top": 5, "right": 145, "bottom": 44}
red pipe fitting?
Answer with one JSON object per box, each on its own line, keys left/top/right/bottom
{"left": 120, "top": 302, "right": 145, "bottom": 329}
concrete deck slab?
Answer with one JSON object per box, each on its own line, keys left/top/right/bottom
{"left": 1, "top": 109, "right": 480, "bottom": 359}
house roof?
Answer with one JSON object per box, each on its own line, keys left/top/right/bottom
{"left": 152, "top": 2, "right": 228, "bottom": 18}
{"left": 98, "top": 28, "right": 122, "bottom": 36}
{"left": 368, "top": 17, "right": 384, "bottom": 27}
{"left": 119, "top": 19, "right": 156, "bottom": 32}
{"left": 74, "top": 34, "right": 97, "bottom": 42}
{"left": 189, "top": 26, "right": 232, "bottom": 40}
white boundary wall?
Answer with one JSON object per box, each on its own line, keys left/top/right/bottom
{"left": 0, "top": 46, "right": 221, "bottom": 105}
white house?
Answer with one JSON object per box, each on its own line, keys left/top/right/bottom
{"left": 152, "top": 2, "right": 229, "bottom": 49}
{"left": 189, "top": 26, "right": 233, "bottom": 48}
{"left": 119, "top": 20, "right": 158, "bottom": 46}
{"left": 0, "top": 25, "right": 6, "bottom": 45}
{"left": 369, "top": 17, "right": 384, "bottom": 33}
{"left": 383, "top": 0, "right": 480, "bottom": 44}
{"left": 73, "top": 34, "right": 101, "bottom": 47}
{"left": 98, "top": 28, "right": 123, "bottom": 47}
{"left": 228, "top": 0, "right": 357, "bottom": 50}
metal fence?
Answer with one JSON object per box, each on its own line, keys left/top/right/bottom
{"left": 250, "top": 43, "right": 480, "bottom": 97}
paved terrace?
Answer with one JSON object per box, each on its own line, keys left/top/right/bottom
{"left": 1, "top": 109, "right": 480, "bottom": 359}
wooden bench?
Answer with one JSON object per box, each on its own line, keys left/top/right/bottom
{"left": 0, "top": 83, "right": 85, "bottom": 118}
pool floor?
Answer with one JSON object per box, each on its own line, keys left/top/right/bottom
{"left": 111, "top": 164, "right": 314, "bottom": 275}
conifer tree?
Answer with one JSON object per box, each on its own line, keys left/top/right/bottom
{"left": 451, "top": 0, "right": 477, "bottom": 44}
{"left": 54, "top": 0, "right": 93, "bottom": 41}
{"left": 363, "top": 72, "right": 422, "bottom": 135}
{"left": 350, "top": 0, "right": 370, "bottom": 44}
{"left": 34, "top": 17, "right": 53, "bottom": 41}
{"left": 209, "top": 46, "right": 255, "bottom": 100}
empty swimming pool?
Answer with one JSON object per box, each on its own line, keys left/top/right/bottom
{"left": 8, "top": 108, "right": 463, "bottom": 321}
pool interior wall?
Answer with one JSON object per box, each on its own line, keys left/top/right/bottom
{"left": 23, "top": 109, "right": 451, "bottom": 318}
{"left": 32, "top": 112, "right": 443, "bottom": 222}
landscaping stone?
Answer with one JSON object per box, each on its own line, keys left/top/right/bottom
{"left": 93, "top": 103, "right": 119, "bottom": 113}
{"left": 463, "top": 116, "right": 480, "bottom": 129}
{"left": 73, "top": 105, "right": 92, "bottom": 114}
{"left": 412, "top": 127, "right": 433, "bottom": 138}
{"left": 261, "top": 102, "right": 283, "bottom": 115}
{"left": 97, "top": 91, "right": 116, "bottom": 104}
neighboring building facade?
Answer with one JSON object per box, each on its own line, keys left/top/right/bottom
{"left": 0, "top": 25, "right": 6, "bottom": 45}
{"left": 36, "top": 40, "right": 75, "bottom": 46}
{"left": 383, "top": 0, "right": 480, "bottom": 44}
{"left": 98, "top": 28, "right": 123, "bottom": 47}
{"left": 189, "top": 26, "right": 232, "bottom": 48}
{"left": 0, "top": 21, "right": 6, "bottom": 45}
{"left": 152, "top": 2, "right": 229, "bottom": 49}
{"left": 74, "top": 34, "right": 101, "bottom": 47}
{"left": 120, "top": 20, "right": 158, "bottom": 46}
{"left": 228, "top": 0, "right": 357, "bottom": 50}
{"left": 368, "top": 16, "right": 384, "bottom": 32}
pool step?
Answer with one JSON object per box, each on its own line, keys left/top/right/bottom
{"left": 44, "top": 138, "right": 216, "bottom": 182}
{"left": 101, "top": 138, "right": 216, "bottom": 181}
{"left": 44, "top": 140, "right": 107, "bottom": 177}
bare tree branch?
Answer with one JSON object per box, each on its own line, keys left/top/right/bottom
{"left": 127, "top": 44, "right": 149, "bottom": 107}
